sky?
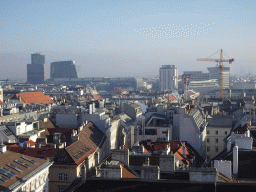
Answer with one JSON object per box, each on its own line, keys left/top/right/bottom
{"left": 1, "top": 0, "right": 256, "bottom": 79}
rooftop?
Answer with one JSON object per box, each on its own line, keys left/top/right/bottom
{"left": 0, "top": 150, "right": 51, "bottom": 191}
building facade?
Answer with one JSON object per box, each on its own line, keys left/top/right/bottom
{"left": 50, "top": 60, "right": 78, "bottom": 79}
{"left": 208, "top": 67, "right": 230, "bottom": 89}
{"left": 27, "top": 53, "right": 46, "bottom": 84}
{"left": 159, "top": 65, "right": 178, "bottom": 91}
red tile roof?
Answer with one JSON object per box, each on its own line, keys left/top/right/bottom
{"left": 8, "top": 145, "right": 56, "bottom": 159}
{"left": 0, "top": 100, "right": 4, "bottom": 104}
{"left": 153, "top": 141, "right": 195, "bottom": 165}
{"left": 15, "top": 91, "right": 53, "bottom": 105}
{"left": 117, "top": 162, "right": 138, "bottom": 178}
{"left": 168, "top": 94, "right": 176, "bottom": 101}
{"left": 26, "top": 140, "right": 36, "bottom": 146}
{"left": 233, "top": 123, "right": 250, "bottom": 134}
{"left": 93, "top": 94, "right": 103, "bottom": 100}
{"left": 187, "top": 91, "right": 194, "bottom": 96}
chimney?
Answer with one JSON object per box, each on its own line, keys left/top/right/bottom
{"left": 144, "top": 157, "right": 150, "bottom": 166}
{"left": 233, "top": 145, "right": 238, "bottom": 175}
{"left": 227, "top": 140, "right": 231, "bottom": 152}
{"left": 24, "top": 143, "right": 30, "bottom": 148}
{"left": 71, "top": 130, "right": 79, "bottom": 143}
{"left": 89, "top": 104, "right": 92, "bottom": 114}
{"left": 92, "top": 102, "right": 96, "bottom": 113}
{"left": 43, "top": 118, "right": 47, "bottom": 123}
{"left": 35, "top": 143, "right": 41, "bottom": 148}
{"left": 51, "top": 143, "right": 57, "bottom": 149}
{"left": 182, "top": 143, "right": 186, "bottom": 158}
{"left": 0, "top": 139, "right": 7, "bottom": 153}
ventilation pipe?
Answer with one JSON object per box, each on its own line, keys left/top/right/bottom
{"left": 233, "top": 145, "right": 238, "bottom": 175}
{"left": 227, "top": 140, "right": 231, "bottom": 152}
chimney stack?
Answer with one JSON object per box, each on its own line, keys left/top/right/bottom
{"left": 233, "top": 145, "right": 238, "bottom": 175}
{"left": 145, "top": 157, "right": 150, "bottom": 166}
{"left": 0, "top": 139, "right": 7, "bottom": 153}
{"left": 227, "top": 140, "right": 231, "bottom": 152}
{"left": 182, "top": 142, "right": 186, "bottom": 158}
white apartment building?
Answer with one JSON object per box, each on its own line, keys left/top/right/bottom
{"left": 206, "top": 115, "right": 233, "bottom": 160}
{"left": 159, "top": 65, "right": 178, "bottom": 91}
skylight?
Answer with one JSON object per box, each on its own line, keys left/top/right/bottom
{"left": 14, "top": 160, "right": 29, "bottom": 168}
{"left": 0, "top": 167, "right": 16, "bottom": 178}
{"left": 0, "top": 176, "right": 7, "bottom": 182}
{"left": 21, "top": 156, "right": 36, "bottom": 164}
{"left": 7, "top": 163, "right": 23, "bottom": 172}
{"left": 73, "top": 154, "right": 79, "bottom": 159}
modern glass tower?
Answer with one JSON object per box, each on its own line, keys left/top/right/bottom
{"left": 27, "top": 53, "right": 46, "bottom": 84}
{"left": 50, "top": 60, "right": 78, "bottom": 79}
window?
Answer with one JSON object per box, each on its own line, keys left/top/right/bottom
{"left": 215, "top": 147, "right": 219, "bottom": 152}
{"left": 215, "top": 131, "right": 218, "bottom": 135}
{"left": 207, "top": 147, "right": 210, "bottom": 152}
{"left": 59, "top": 187, "right": 66, "bottom": 192}
{"left": 59, "top": 173, "right": 67, "bottom": 182}
{"left": 145, "top": 129, "right": 157, "bottom": 135}
{"left": 207, "top": 138, "right": 210, "bottom": 143}
{"left": 215, "top": 138, "right": 219, "bottom": 143}
{"left": 207, "top": 130, "right": 210, "bottom": 134}
{"left": 225, "top": 131, "right": 228, "bottom": 135}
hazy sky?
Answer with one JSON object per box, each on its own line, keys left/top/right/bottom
{"left": 1, "top": 0, "right": 256, "bottom": 79}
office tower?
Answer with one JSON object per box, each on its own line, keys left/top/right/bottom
{"left": 159, "top": 65, "right": 178, "bottom": 91}
{"left": 27, "top": 53, "right": 46, "bottom": 84}
{"left": 50, "top": 60, "right": 78, "bottom": 79}
{"left": 208, "top": 67, "right": 230, "bottom": 89}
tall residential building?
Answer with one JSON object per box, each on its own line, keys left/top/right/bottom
{"left": 208, "top": 66, "right": 230, "bottom": 89}
{"left": 50, "top": 60, "right": 78, "bottom": 79}
{"left": 27, "top": 53, "right": 46, "bottom": 84}
{"left": 159, "top": 65, "right": 178, "bottom": 91}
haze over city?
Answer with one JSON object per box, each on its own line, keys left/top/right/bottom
{"left": 1, "top": 0, "right": 256, "bottom": 79}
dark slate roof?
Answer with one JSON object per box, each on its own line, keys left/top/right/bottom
{"left": 145, "top": 113, "right": 166, "bottom": 125}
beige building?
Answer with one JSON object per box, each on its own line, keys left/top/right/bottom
{"left": 206, "top": 115, "right": 233, "bottom": 160}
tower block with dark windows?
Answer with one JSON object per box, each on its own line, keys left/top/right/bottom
{"left": 50, "top": 60, "right": 78, "bottom": 79}
{"left": 27, "top": 53, "right": 46, "bottom": 84}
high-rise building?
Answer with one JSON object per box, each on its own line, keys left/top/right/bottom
{"left": 50, "top": 60, "right": 78, "bottom": 79}
{"left": 27, "top": 53, "right": 46, "bottom": 84}
{"left": 159, "top": 65, "right": 178, "bottom": 91}
{"left": 208, "top": 67, "right": 230, "bottom": 89}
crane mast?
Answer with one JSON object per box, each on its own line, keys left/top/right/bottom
{"left": 197, "top": 49, "right": 234, "bottom": 98}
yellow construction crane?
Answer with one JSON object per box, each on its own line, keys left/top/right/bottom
{"left": 197, "top": 49, "right": 234, "bottom": 98}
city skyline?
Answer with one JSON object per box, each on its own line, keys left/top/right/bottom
{"left": 1, "top": 0, "right": 256, "bottom": 79}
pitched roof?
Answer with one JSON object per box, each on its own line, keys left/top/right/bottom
{"left": 187, "top": 91, "right": 194, "bottom": 96}
{"left": 168, "top": 94, "right": 176, "bottom": 101}
{"left": 46, "top": 127, "right": 74, "bottom": 142}
{"left": 26, "top": 140, "right": 36, "bottom": 146}
{"left": 117, "top": 161, "right": 138, "bottom": 178}
{"left": 8, "top": 145, "right": 56, "bottom": 159}
{"left": 233, "top": 123, "right": 250, "bottom": 134}
{"left": 15, "top": 91, "right": 53, "bottom": 105}
{"left": 65, "top": 122, "right": 106, "bottom": 165}
{"left": 0, "top": 100, "right": 3, "bottom": 104}
{"left": 153, "top": 141, "right": 199, "bottom": 166}
{"left": 93, "top": 94, "right": 103, "bottom": 100}
{"left": 0, "top": 150, "right": 51, "bottom": 191}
